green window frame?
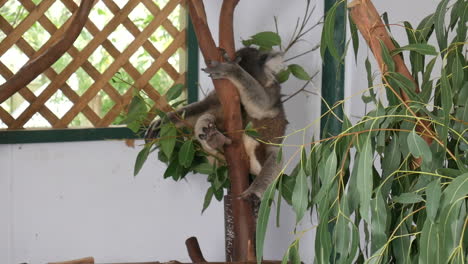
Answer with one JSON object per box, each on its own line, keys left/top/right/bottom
{"left": 0, "top": 17, "right": 199, "bottom": 145}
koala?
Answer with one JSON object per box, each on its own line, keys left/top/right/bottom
{"left": 145, "top": 47, "right": 288, "bottom": 199}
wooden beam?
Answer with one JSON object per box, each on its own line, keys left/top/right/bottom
{"left": 187, "top": 0, "right": 255, "bottom": 261}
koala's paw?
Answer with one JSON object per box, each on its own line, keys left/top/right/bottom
{"left": 202, "top": 60, "right": 238, "bottom": 80}
{"left": 145, "top": 119, "right": 162, "bottom": 143}
{"left": 195, "top": 114, "right": 231, "bottom": 150}
{"left": 238, "top": 186, "right": 262, "bottom": 200}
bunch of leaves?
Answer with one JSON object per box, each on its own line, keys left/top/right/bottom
{"left": 124, "top": 84, "right": 230, "bottom": 212}
{"left": 256, "top": 0, "right": 467, "bottom": 263}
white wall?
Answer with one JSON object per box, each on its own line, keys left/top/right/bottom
{"left": 0, "top": 0, "right": 439, "bottom": 263}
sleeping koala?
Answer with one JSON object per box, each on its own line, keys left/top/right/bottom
{"left": 145, "top": 47, "right": 288, "bottom": 199}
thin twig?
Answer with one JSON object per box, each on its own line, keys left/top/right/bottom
{"left": 281, "top": 70, "right": 319, "bottom": 103}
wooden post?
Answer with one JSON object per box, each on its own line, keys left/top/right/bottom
{"left": 187, "top": 0, "right": 256, "bottom": 261}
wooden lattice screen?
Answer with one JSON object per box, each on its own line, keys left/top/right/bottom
{"left": 0, "top": 0, "right": 187, "bottom": 129}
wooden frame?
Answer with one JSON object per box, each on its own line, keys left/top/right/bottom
{"left": 0, "top": 0, "right": 199, "bottom": 144}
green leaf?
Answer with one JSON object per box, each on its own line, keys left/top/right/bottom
{"left": 371, "top": 190, "right": 388, "bottom": 254}
{"left": 256, "top": 181, "right": 277, "bottom": 264}
{"left": 281, "top": 247, "right": 290, "bottom": 264}
{"left": 165, "top": 84, "right": 184, "bottom": 101}
{"left": 301, "top": 147, "right": 308, "bottom": 174}
{"left": 124, "top": 95, "right": 148, "bottom": 124}
{"left": 381, "top": 134, "right": 400, "bottom": 196}
{"left": 451, "top": 52, "right": 463, "bottom": 91}
{"left": 418, "top": 219, "right": 440, "bottom": 264}
{"left": 164, "top": 158, "right": 187, "bottom": 181}
{"left": 387, "top": 72, "right": 418, "bottom": 101}
{"left": 394, "top": 192, "right": 424, "bottom": 204}
{"left": 440, "top": 69, "right": 452, "bottom": 146}
{"left": 434, "top": 0, "right": 449, "bottom": 55}
{"left": 276, "top": 146, "right": 283, "bottom": 164}
{"left": 416, "top": 13, "right": 435, "bottom": 42}
{"left": 315, "top": 207, "right": 332, "bottom": 264}
{"left": 365, "top": 57, "right": 374, "bottom": 89}
{"left": 277, "top": 68, "right": 291, "bottom": 83}
{"left": 201, "top": 187, "right": 214, "bottom": 213}
{"left": 367, "top": 246, "right": 386, "bottom": 264}
{"left": 281, "top": 174, "right": 296, "bottom": 205}
{"left": 321, "top": 0, "right": 343, "bottom": 61}
{"left": 245, "top": 122, "right": 260, "bottom": 138}
{"left": 382, "top": 12, "right": 390, "bottom": 31}
{"left": 438, "top": 174, "right": 468, "bottom": 262}
{"left": 214, "top": 167, "right": 228, "bottom": 191}
{"left": 193, "top": 162, "right": 215, "bottom": 175}
{"left": 134, "top": 144, "right": 150, "bottom": 176}
{"left": 292, "top": 168, "right": 308, "bottom": 223}
{"left": 379, "top": 40, "right": 395, "bottom": 72}
{"left": 289, "top": 243, "right": 300, "bottom": 264}
{"left": 159, "top": 124, "right": 177, "bottom": 158}
{"left": 314, "top": 149, "right": 337, "bottom": 202}
{"left": 348, "top": 14, "right": 359, "bottom": 61}
{"left": 357, "top": 137, "right": 373, "bottom": 223}
{"left": 391, "top": 43, "right": 438, "bottom": 56}
{"left": 249, "top": 31, "right": 281, "bottom": 48}
{"left": 179, "top": 140, "right": 195, "bottom": 168}
{"left": 440, "top": 173, "right": 468, "bottom": 207}
{"left": 288, "top": 64, "right": 310, "bottom": 80}
{"left": 407, "top": 130, "right": 433, "bottom": 166}
{"left": 426, "top": 179, "right": 441, "bottom": 222}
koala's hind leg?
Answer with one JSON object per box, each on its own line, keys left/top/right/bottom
{"left": 195, "top": 113, "right": 232, "bottom": 153}
{"left": 239, "top": 145, "right": 282, "bottom": 199}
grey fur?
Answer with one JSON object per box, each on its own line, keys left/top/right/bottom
{"left": 145, "top": 47, "right": 288, "bottom": 199}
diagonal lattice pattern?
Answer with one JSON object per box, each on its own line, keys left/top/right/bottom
{"left": 0, "top": 0, "right": 187, "bottom": 129}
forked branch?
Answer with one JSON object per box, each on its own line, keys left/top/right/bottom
{"left": 187, "top": 0, "right": 256, "bottom": 261}
{"left": 348, "top": 0, "right": 435, "bottom": 152}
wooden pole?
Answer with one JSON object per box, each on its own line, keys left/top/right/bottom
{"left": 187, "top": 0, "right": 255, "bottom": 261}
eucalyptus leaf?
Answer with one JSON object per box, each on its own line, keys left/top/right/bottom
{"left": 393, "top": 192, "right": 424, "bottom": 204}
{"left": 434, "top": 0, "right": 449, "bottom": 56}
{"left": 165, "top": 84, "right": 184, "bottom": 101}
{"left": 379, "top": 40, "right": 395, "bottom": 72}
{"left": 248, "top": 31, "right": 281, "bottom": 49}
{"left": 159, "top": 124, "right": 177, "bottom": 158}
{"left": 288, "top": 64, "right": 311, "bottom": 81}
{"left": 407, "top": 130, "right": 433, "bottom": 166}
{"left": 391, "top": 43, "right": 438, "bottom": 56}
{"left": 256, "top": 182, "right": 277, "bottom": 264}
{"left": 134, "top": 144, "right": 150, "bottom": 176}
{"left": 179, "top": 140, "right": 195, "bottom": 168}
{"left": 292, "top": 168, "right": 308, "bottom": 223}
{"left": 418, "top": 219, "right": 440, "bottom": 264}
{"left": 201, "top": 187, "right": 214, "bottom": 213}
{"left": 357, "top": 137, "right": 373, "bottom": 223}
{"left": 426, "top": 179, "right": 441, "bottom": 222}
{"left": 277, "top": 68, "right": 291, "bottom": 83}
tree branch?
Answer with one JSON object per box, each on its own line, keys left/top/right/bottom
{"left": 348, "top": 0, "right": 434, "bottom": 152}
{"left": 187, "top": 0, "right": 255, "bottom": 261}
{"left": 0, "top": 0, "right": 94, "bottom": 104}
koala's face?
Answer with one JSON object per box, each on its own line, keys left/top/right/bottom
{"left": 263, "top": 51, "right": 285, "bottom": 74}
